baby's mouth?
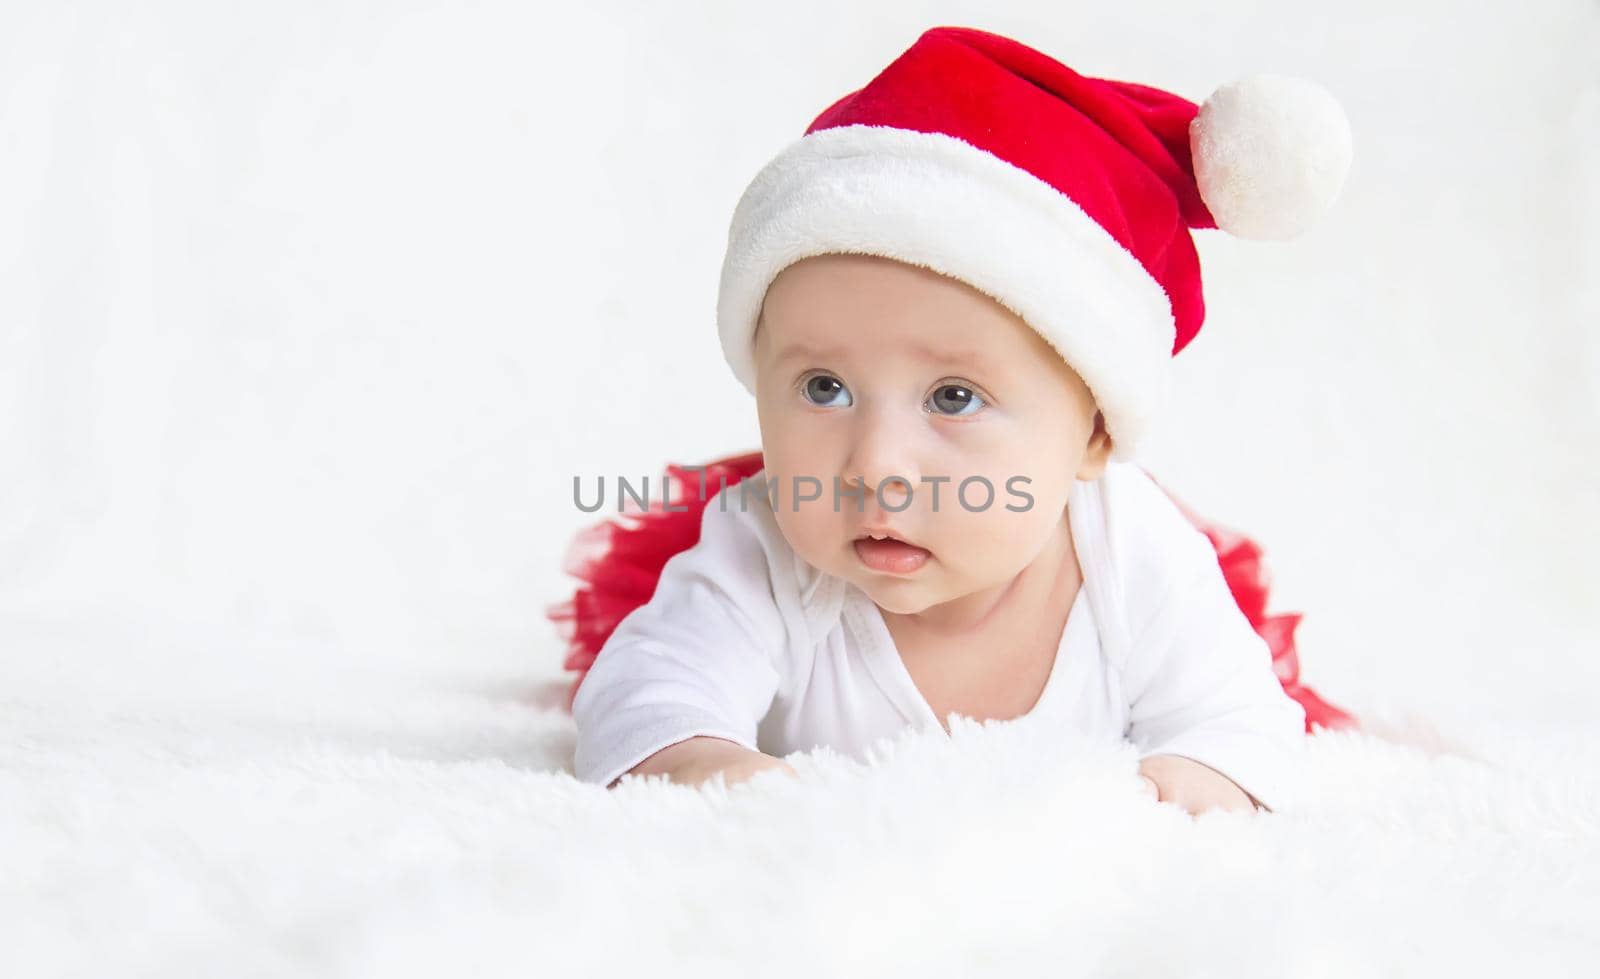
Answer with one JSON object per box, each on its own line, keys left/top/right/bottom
{"left": 852, "top": 532, "right": 933, "bottom": 575}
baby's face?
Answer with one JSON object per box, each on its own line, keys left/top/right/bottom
{"left": 751, "top": 253, "right": 1111, "bottom": 616}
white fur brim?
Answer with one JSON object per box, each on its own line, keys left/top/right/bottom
{"left": 715, "top": 124, "right": 1176, "bottom": 462}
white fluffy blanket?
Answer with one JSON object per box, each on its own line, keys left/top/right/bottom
{"left": 5, "top": 619, "right": 1598, "bottom": 978}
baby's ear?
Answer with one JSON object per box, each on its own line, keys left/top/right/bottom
{"left": 1075, "top": 411, "right": 1114, "bottom": 481}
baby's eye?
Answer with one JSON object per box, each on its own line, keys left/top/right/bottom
{"left": 801, "top": 373, "right": 853, "bottom": 408}
{"left": 926, "top": 382, "right": 986, "bottom": 417}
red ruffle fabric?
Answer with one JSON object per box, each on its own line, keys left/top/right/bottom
{"left": 545, "top": 450, "right": 1358, "bottom": 734}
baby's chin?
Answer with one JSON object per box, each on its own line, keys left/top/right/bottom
{"left": 836, "top": 565, "right": 950, "bottom": 615}
{"left": 860, "top": 586, "right": 939, "bottom": 616}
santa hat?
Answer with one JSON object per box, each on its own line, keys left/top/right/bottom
{"left": 716, "top": 26, "right": 1352, "bottom": 460}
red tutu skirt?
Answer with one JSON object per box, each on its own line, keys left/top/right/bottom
{"left": 545, "top": 450, "right": 1358, "bottom": 734}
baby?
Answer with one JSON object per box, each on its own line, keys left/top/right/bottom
{"left": 567, "top": 26, "right": 1351, "bottom": 814}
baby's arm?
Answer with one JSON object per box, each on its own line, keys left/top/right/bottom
{"left": 571, "top": 496, "right": 794, "bottom": 790}
{"left": 619, "top": 735, "right": 796, "bottom": 789}
{"left": 1137, "top": 753, "right": 1258, "bottom": 812}
{"left": 1123, "top": 526, "right": 1307, "bottom": 815}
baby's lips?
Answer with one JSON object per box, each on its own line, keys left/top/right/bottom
{"left": 855, "top": 524, "right": 927, "bottom": 550}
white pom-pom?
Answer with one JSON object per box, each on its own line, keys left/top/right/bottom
{"left": 1189, "top": 74, "right": 1353, "bottom": 240}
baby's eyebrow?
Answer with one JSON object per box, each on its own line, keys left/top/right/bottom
{"left": 770, "top": 342, "right": 849, "bottom": 365}
{"left": 771, "top": 339, "right": 996, "bottom": 375}
{"left": 902, "top": 339, "right": 995, "bottom": 373}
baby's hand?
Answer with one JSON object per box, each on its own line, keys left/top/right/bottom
{"left": 1137, "top": 754, "right": 1262, "bottom": 815}
{"left": 708, "top": 749, "right": 798, "bottom": 788}
{"left": 617, "top": 736, "right": 797, "bottom": 789}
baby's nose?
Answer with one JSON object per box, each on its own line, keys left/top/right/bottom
{"left": 877, "top": 475, "right": 913, "bottom": 505}
{"left": 842, "top": 471, "right": 916, "bottom": 511}
{"left": 842, "top": 413, "right": 921, "bottom": 506}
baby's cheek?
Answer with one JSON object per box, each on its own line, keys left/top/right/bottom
{"left": 776, "top": 509, "right": 840, "bottom": 566}
{"left": 974, "top": 504, "right": 1059, "bottom": 565}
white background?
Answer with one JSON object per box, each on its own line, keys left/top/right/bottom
{"left": 3, "top": 0, "right": 1597, "bottom": 734}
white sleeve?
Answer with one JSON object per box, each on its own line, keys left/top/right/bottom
{"left": 1121, "top": 514, "right": 1308, "bottom": 812}
{"left": 570, "top": 495, "right": 789, "bottom": 788}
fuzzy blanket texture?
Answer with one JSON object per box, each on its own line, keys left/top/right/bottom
{"left": 5, "top": 615, "right": 1598, "bottom": 978}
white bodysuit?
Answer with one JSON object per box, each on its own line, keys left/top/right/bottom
{"left": 571, "top": 460, "right": 1307, "bottom": 810}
